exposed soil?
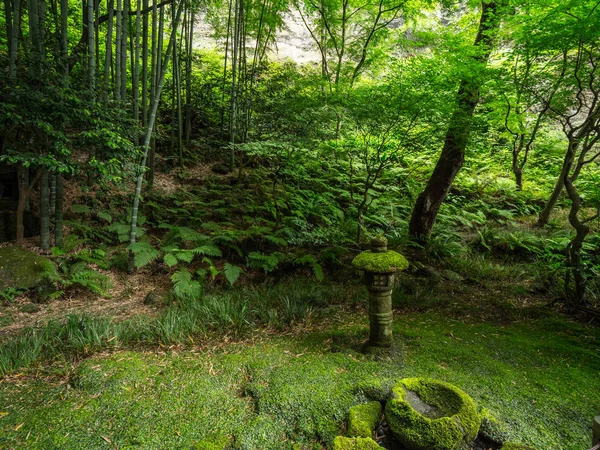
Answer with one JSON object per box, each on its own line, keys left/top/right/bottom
{"left": 0, "top": 268, "right": 168, "bottom": 338}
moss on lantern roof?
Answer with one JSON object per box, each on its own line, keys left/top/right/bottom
{"left": 351, "top": 250, "right": 409, "bottom": 274}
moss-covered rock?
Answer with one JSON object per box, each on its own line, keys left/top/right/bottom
{"left": 0, "top": 246, "right": 56, "bottom": 292}
{"left": 351, "top": 250, "right": 408, "bottom": 274}
{"left": 479, "top": 408, "right": 510, "bottom": 444}
{"left": 331, "top": 436, "right": 381, "bottom": 449}
{"left": 500, "top": 443, "right": 537, "bottom": 450}
{"left": 347, "top": 401, "right": 381, "bottom": 438}
{"left": 385, "top": 378, "right": 481, "bottom": 450}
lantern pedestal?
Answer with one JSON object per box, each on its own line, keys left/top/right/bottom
{"left": 352, "top": 237, "right": 408, "bottom": 353}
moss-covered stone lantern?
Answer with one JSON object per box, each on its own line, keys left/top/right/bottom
{"left": 352, "top": 236, "right": 408, "bottom": 350}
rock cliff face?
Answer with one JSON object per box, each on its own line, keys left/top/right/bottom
{"left": 193, "top": 9, "right": 321, "bottom": 63}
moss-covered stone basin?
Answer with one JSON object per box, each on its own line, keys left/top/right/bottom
{"left": 385, "top": 378, "right": 481, "bottom": 450}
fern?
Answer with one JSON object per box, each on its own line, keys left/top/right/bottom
{"left": 247, "top": 252, "right": 280, "bottom": 273}
{"left": 294, "top": 255, "right": 324, "bottom": 281}
{"left": 128, "top": 242, "right": 162, "bottom": 268}
{"left": 192, "top": 245, "right": 222, "bottom": 257}
{"left": 223, "top": 263, "right": 242, "bottom": 286}
{"left": 171, "top": 269, "right": 202, "bottom": 300}
{"left": 66, "top": 262, "right": 112, "bottom": 296}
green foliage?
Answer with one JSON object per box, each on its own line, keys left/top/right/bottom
{"left": 171, "top": 269, "right": 202, "bottom": 301}
{"left": 247, "top": 251, "right": 280, "bottom": 273}
{"left": 223, "top": 263, "right": 243, "bottom": 287}
{"left": 129, "top": 241, "right": 162, "bottom": 269}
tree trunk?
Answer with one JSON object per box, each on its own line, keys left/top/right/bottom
{"left": 120, "top": 0, "right": 129, "bottom": 100}
{"left": 4, "top": 0, "right": 13, "bottom": 76}
{"left": 60, "top": 0, "right": 68, "bottom": 83}
{"left": 16, "top": 167, "right": 41, "bottom": 245}
{"left": 536, "top": 170, "right": 566, "bottom": 227}
{"left": 229, "top": 0, "right": 240, "bottom": 170}
{"left": 104, "top": 0, "right": 114, "bottom": 100}
{"left": 513, "top": 167, "right": 523, "bottom": 191}
{"left": 40, "top": 169, "right": 50, "bottom": 249}
{"left": 87, "top": 0, "right": 95, "bottom": 93}
{"left": 9, "top": 0, "right": 20, "bottom": 80}
{"left": 54, "top": 173, "right": 64, "bottom": 247}
{"left": 49, "top": 173, "right": 56, "bottom": 216}
{"left": 408, "top": 0, "right": 504, "bottom": 241}
{"left": 185, "top": 8, "right": 193, "bottom": 146}
{"left": 128, "top": 0, "right": 184, "bottom": 272}
{"left": 115, "top": 0, "right": 122, "bottom": 99}
{"left": 133, "top": 0, "right": 141, "bottom": 120}
{"left": 141, "top": 0, "right": 149, "bottom": 127}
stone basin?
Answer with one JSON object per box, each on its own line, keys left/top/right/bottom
{"left": 385, "top": 378, "right": 481, "bottom": 450}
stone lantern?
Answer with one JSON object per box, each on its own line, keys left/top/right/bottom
{"left": 352, "top": 236, "right": 408, "bottom": 351}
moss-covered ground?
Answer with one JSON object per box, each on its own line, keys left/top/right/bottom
{"left": 0, "top": 308, "right": 598, "bottom": 450}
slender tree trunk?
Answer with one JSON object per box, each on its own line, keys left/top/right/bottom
{"left": 128, "top": 0, "right": 184, "bottom": 272}
{"left": 40, "top": 169, "right": 50, "bottom": 250}
{"left": 104, "top": 0, "right": 114, "bottom": 100}
{"left": 133, "top": 0, "right": 141, "bottom": 120}
{"left": 9, "top": 0, "right": 20, "bottom": 80}
{"left": 115, "top": 0, "right": 122, "bottom": 99}
{"left": 408, "top": 0, "right": 505, "bottom": 241}
{"left": 147, "top": 0, "right": 157, "bottom": 186}
{"left": 141, "top": 0, "right": 149, "bottom": 128}
{"left": 49, "top": 173, "right": 56, "bottom": 216}
{"left": 229, "top": 0, "right": 240, "bottom": 170}
{"left": 220, "top": 0, "right": 233, "bottom": 140}
{"left": 185, "top": 8, "right": 193, "bottom": 145}
{"left": 28, "top": 0, "right": 41, "bottom": 78}
{"left": 60, "top": 0, "right": 68, "bottom": 82}
{"left": 4, "top": 0, "right": 13, "bottom": 76}
{"left": 54, "top": 173, "right": 64, "bottom": 247}
{"left": 120, "top": 0, "right": 129, "bottom": 100}
{"left": 88, "top": 0, "right": 96, "bottom": 94}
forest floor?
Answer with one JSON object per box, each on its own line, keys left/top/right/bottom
{"left": 1, "top": 163, "right": 599, "bottom": 450}
{"left": 1, "top": 273, "right": 599, "bottom": 449}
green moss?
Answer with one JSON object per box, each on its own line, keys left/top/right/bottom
{"left": 0, "top": 310, "right": 599, "bottom": 449}
{"left": 347, "top": 401, "right": 381, "bottom": 438}
{"left": 351, "top": 250, "right": 408, "bottom": 273}
{"left": 500, "top": 443, "right": 537, "bottom": 450}
{"left": 385, "top": 378, "right": 481, "bottom": 450}
{"left": 331, "top": 436, "right": 381, "bottom": 449}
{"left": 0, "top": 246, "right": 56, "bottom": 291}
{"left": 479, "top": 408, "right": 510, "bottom": 443}
{"left": 192, "top": 436, "right": 230, "bottom": 449}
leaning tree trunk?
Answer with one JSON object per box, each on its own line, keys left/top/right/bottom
{"left": 408, "top": 0, "right": 504, "bottom": 242}
{"left": 536, "top": 170, "right": 566, "bottom": 227}
{"left": 128, "top": 0, "right": 184, "bottom": 273}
